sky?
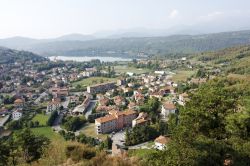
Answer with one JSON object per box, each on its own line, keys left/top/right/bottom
{"left": 0, "top": 0, "right": 250, "bottom": 38}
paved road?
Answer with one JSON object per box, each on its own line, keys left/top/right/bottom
{"left": 34, "top": 92, "right": 47, "bottom": 104}
{"left": 0, "top": 115, "right": 10, "bottom": 127}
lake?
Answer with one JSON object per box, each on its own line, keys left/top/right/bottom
{"left": 49, "top": 56, "right": 132, "bottom": 62}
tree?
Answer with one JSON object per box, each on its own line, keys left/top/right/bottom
{"left": 0, "top": 141, "right": 9, "bottom": 166}
{"left": 144, "top": 78, "right": 250, "bottom": 165}
{"left": 9, "top": 128, "right": 50, "bottom": 163}
{"left": 62, "top": 116, "right": 87, "bottom": 131}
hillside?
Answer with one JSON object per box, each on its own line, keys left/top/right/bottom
{"left": 0, "top": 30, "right": 250, "bottom": 57}
{"left": 195, "top": 45, "right": 250, "bottom": 74}
{"left": 0, "top": 47, "right": 47, "bottom": 64}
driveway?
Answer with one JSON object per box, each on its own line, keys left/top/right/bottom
{"left": 111, "top": 130, "right": 126, "bottom": 146}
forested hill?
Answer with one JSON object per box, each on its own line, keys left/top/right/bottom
{"left": 10, "top": 30, "right": 250, "bottom": 57}
{"left": 1, "top": 30, "right": 250, "bottom": 57}
{"left": 0, "top": 47, "right": 47, "bottom": 64}
{"left": 195, "top": 45, "right": 250, "bottom": 74}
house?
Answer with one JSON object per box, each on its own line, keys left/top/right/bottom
{"left": 132, "top": 112, "right": 150, "bottom": 127}
{"left": 161, "top": 102, "right": 177, "bottom": 119}
{"left": 49, "top": 87, "right": 69, "bottom": 98}
{"left": 47, "top": 98, "right": 61, "bottom": 113}
{"left": 154, "top": 71, "right": 165, "bottom": 75}
{"left": 99, "top": 96, "right": 110, "bottom": 106}
{"left": 113, "top": 96, "right": 126, "bottom": 106}
{"left": 12, "top": 109, "right": 23, "bottom": 120}
{"left": 179, "top": 93, "right": 189, "bottom": 105}
{"left": 87, "top": 82, "right": 116, "bottom": 94}
{"left": 134, "top": 93, "right": 145, "bottom": 105}
{"left": 14, "top": 98, "right": 24, "bottom": 108}
{"left": 72, "top": 96, "right": 90, "bottom": 115}
{"left": 0, "top": 108, "right": 9, "bottom": 117}
{"left": 117, "top": 79, "right": 126, "bottom": 86}
{"left": 154, "top": 135, "right": 170, "bottom": 150}
{"left": 95, "top": 110, "right": 137, "bottom": 134}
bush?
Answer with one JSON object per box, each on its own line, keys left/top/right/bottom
{"left": 65, "top": 143, "right": 96, "bottom": 162}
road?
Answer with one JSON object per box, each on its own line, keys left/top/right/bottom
{"left": 111, "top": 130, "right": 126, "bottom": 146}
{"left": 34, "top": 92, "right": 47, "bottom": 104}
{"left": 0, "top": 115, "right": 10, "bottom": 127}
{"left": 128, "top": 141, "right": 151, "bottom": 149}
{"left": 84, "top": 100, "right": 97, "bottom": 118}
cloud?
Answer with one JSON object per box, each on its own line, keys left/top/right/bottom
{"left": 169, "top": 9, "right": 179, "bottom": 19}
{"left": 207, "top": 11, "right": 223, "bottom": 17}
{"left": 199, "top": 11, "right": 224, "bottom": 21}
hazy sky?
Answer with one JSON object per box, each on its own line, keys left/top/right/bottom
{"left": 0, "top": 0, "right": 250, "bottom": 38}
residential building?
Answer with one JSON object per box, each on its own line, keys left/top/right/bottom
{"left": 87, "top": 82, "right": 116, "bottom": 94}
{"left": 179, "top": 93, "right": 189, "bottom": 105}
{"left": 117, "top": 79, "right": 126, "bottom": 86}
{"left": 47, "top": 98, "right": 61, "bottom": 113}
{"left": 154, "top": 135, "right": 170, "bottom": 150}
{"left": 14, "top": 98, "right": 24, "bottom": 108}
{"left": 95, "top": 110, "right": 137, "bottom": 134}
{"left": 161, "top": 102, "right": 177, "bottom": 119}
{"left": 12, "top": 109, "right": 23, "bottom": 120}
{"left": 132, "top": 112, "right": 150, "bottom": 127}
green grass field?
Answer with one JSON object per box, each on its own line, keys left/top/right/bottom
{"left": 32, "top": 114, "right": 49, "bottom": 126}
{"left": 72, "top": 77, "right": 117, "bottom": 87}
{"left": 31, "top": 127, "right": 63, "bottom": 141}
{"left": 80, "top": 123, "right": 108, "bottom": 140}
{"left": 128, "top": 149, "right": 157, "bottom": 158}
{"left": 172, "top": 70, "right": 195, "bottom": 82}
{"left": 114, "top": 65, "right": 151, "bottom": 74}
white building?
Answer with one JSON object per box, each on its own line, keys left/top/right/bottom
{"left": 154, "top": 135, "right": 170, "bottom": 150}
{"left": 46, "top": 99, "right": 61, "bottom": 113}
{"left": 12, "top": 109, "right": 23, "bottom": 120}
{"left": 161, "top": 102, "right": 176, "bottom": 119}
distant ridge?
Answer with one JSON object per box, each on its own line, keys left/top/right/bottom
{"left": 0, "top": 30, "right": 250, "bottom": 57}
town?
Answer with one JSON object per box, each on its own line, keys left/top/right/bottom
{"left": 0, "top": 54, "right": 208, "bottom": 156}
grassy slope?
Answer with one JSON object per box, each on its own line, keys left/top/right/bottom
{"left": 31, "top": 127, "right": 63, "bottom": 141}
{"left": 32, "top": 114, "right": 49, "bottom": 126}
{"left": 172, "top": 70, "right": 196, "bottom": 82}
{"left": 72, "top": 77, "right": 117, "bottom": 87}
{"left": 79, "top": 123, "right": 108, "bottom": 140}
{"left": 194, "top": 45, "right": 250, "bottom": 75}
{"left": 114, "top": 65, "right": 151, "bottom": 74}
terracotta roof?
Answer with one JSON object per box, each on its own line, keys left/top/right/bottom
{"left": 96, "top": 110, "right": 137, "bottom": 123}
{"left": 163, "top": 102, "right": 176, "bottom": 110}
{"left": 180, "top": 93, "right": 189, "bottom": 98}
{"left": 14, "top": 99, "right": 24, "bottom": 104}
{"left": 95, "top": 114, "right": 117, "bottom": 123}
{"left": 154, "top": 136, "right": 170, "bottom": 145}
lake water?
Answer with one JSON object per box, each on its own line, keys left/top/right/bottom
{"left": 49, "top": 56, "right": 132, "bottom": 62}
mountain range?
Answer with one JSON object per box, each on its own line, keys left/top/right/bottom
{"left": 1, "top": 30, "right": 250, "bottom": 58}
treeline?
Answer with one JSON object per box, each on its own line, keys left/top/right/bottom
{"left": 62, "top": 116, "right": 87, "bottom": 131}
